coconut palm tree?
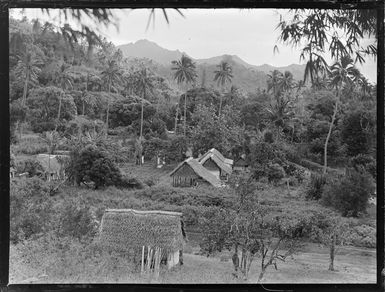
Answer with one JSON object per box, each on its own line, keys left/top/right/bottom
{"left": 267, "top": 70, "right": 282, "bottom": 99}
{"left": 135, "top": 67, "right": 155, "bottom": 140}
{"left": 54, "top": 63, "right": 73, "bottom": 131}
{"left": 214, "top": 61, "right": 233, "bottom": 116}
{"left": 277, "top": 71, "right": 294, "bottom": 93}
{"left": 171, "top": 55, "right": 197, "bottom": 136}
{"left": 13, "top": 47, "right": 43, "bottom": 138}
{"left": 101, "top": 59, "right": 122, "bottom": 134}
{"left": 81, "top": 71, "right": 100, "bottom": 116}
{"left": 324, "top": 55, "right": 360, "bottom": 173}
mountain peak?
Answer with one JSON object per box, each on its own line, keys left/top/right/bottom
{"left": 118, "top": 39, "right": 186, "bottom": 65}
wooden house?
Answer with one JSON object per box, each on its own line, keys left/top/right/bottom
{"left": 198, "top": 148, "right": 233, "bottom": 180}
{"left": 169, "top": 157, "right": 222, "bottom": 188}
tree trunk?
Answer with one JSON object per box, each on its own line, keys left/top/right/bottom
{"left": 106, "top": 81, "right": 111, "bottom": 136}
{"left": 219, "top": 94, "right": 223, "bottom": 117}
{"left": 140, "top": 89, "right": 145, "bottom": 139}
{"left": 55, "top": 91, "right": 63, "bottom": 132}
{"left": 22, "top": 71, "right": 29, "bottom": 106}
{"left": 323, "top": 92, "right": 339, "bottom": 174}
{"left": 257, "top": 267, "right": 266, "bottom": 283}
{"left": 184, "top": 93, "right": 187, "bottom": 137}
{"left": 83, "top": 73, "right": 89, "bottom": 115}
{"left": 174, "top": 107, "right": 178, "bottom": 133}
{"left": 329, "top": 233, "right": 336, "bottom": 271}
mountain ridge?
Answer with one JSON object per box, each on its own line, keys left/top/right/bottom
{"left": 117, "top": 39, "right": 306, "bottom": 92}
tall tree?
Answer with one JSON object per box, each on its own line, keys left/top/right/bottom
{"left": 54, "top": 63, "right": 73, "bottom": 131}
{"left": 324, "top": 55, "right": 361, "bottom": 173}
{"left": 135, "top": 67, "right": 155, "bottom": 139}
{"left": 276, "top": 9, "right": 376, "bottom": 85}
{"left": 14, "top": 47, "right": 43, "bottom": 107}
{"left": 101, "top": 59, "right": 121, "bottom": 134}
{"left": 171, "top": 55, "right": 197, "bottom": 136}
{"left": 214, "top": 61, "right": 233, "bottom": 116}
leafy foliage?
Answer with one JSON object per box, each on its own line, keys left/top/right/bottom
{"left": 321, "top": 169, "right": 375, "bottom": 217}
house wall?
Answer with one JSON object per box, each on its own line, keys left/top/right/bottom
{"left": 202, "top": 159, "right": 221, "bottom": 179}
{"left": 171, "top": 164, "right": 199, "bottom": 187}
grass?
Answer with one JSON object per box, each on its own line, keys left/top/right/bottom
{"left": 9, "top": 152, "right": 377, "bottom": 284}
{"left": 10, "top": 238, "right": 375, "bottom": 284}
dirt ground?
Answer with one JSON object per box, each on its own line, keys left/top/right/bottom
{"left": 9, "top": 242, "right": 375, "bottom": 284}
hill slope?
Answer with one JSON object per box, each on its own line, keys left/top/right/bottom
{"left": 117, "top": 39, "right": 305, "bottom": 92}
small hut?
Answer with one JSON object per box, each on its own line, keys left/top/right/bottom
{"left": 233, "top": 155, "right": 249, "bottom": 172}
{"left": 36, "top": 154, "right": 69, "bottom": 181}
{"left": 170, "top": 157, "right": 222, "bottom": 188}
{"left": 99, "top": 209, "right": 185, "bottom": 272}
{"left": 198, "top": 148, "right": 233, "bottom": 180}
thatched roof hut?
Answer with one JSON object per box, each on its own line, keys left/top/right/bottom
{"left": 99, "top": 209, "right": 184, "bottom": 252}
{"left": 198, "top": 148, "right": 233, "bottom": 180}
{"left": 169, "top": 157, "right": 222, "bottom": 187}
{"left": 99, "top": 209, "right": 185, "bottom": 269}
{"left": 200, "top": 148, "right": 233, "bottom": 166}
{"left": 36, "top": 154, "right": 69, "bottom": 180}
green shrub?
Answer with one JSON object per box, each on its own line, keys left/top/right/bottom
{"left": 15, "top": 157, "right": 44, "bottom": 177}
{"left": 10, "top": 177, "right": 53, "bottom": 243}
{"left": 349, "top": 154, "right": 376, "bottom": 180}
{"left": 58, "top": 199, "right": 98, "bottom": 240}
{"left": 321, "top": 170, "right": 375, "bottom": 217}
{"left": 68, "top": 145, "right": 123, "bottom": 189}
{"left": 306, "top": 173, "right": 327, "bottom": 200}
{"left": 344, "top": 224, "right": 376, "bottom": 248}
{"left": 267, "top": 163, "right": 285, "bottom": 183}
{"left": 12, "top": 139, "right": 49, "bottom": 155}
{"left": 117, "top": 175, "right": 145, "bottom": 189}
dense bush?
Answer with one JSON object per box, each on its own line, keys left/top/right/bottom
{"left": 344, "top": 224, "right": 376, "bottom": 248}
{"left": 131, "top": 186, "right": 232, "bottom": 208}
{"left": 305, "top": 173, "right": 327, "bottom": 200}
{"left": 321, "top": 169, "right": 375, "bottom": 217}
{"left": 27, "top": 86, "right": 77, "bottom": 133}
{"left": 266, "top": 163, "right": 286, "bottom": 183}
{"left": 349, "top": 154, "right": 376, "bottom": 180}
{"left": 341, "top": 109, "right": 376, "bottom": 157}
{"left": 12, "top": 136, "right": 49, "bottom": 155}
{"left": 15, "top": 157, "right": 44, "bottom": 177}
{"left": 69, "top": 145, "right": 122, "bottom": 189}
{"left": 10, "top": 177, "right": 53, "bottom": 243}
{"left": 58, "top": 199, "right": 98, "bottom": 240}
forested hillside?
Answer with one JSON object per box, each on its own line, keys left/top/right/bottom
{"left": 9, "top": 11, "right": 378, "bottom": 284}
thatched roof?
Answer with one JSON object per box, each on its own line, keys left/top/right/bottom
{"left": 198, "top": 149, "right": 233, "bottom": 175}
{"left": 99, "top": 209, "right": 184, "bottom": 253}
{"left": 36, "top": 154, "right": 61, "bottom": 174}
{"left": 169, "top": 157, "right": 222, "bottom": 187}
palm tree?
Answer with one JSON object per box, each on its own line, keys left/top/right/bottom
{"left": 171, "top": 55, "right": 197, "bottom": 136}
{"left": 267, "top": 70, "right": 282, "bottom": 99}
{"left": 324, "top": 55, "right": 359, "bottom": 173}
{"left": 13, "top": 48, "right": 43, "bottom": 138}
{"left": 81, "top": 71, "right": 100, "bottom": 115}
{"left": 54, "top": 64, "right": 73, "bottom": 131}
{"left": 277, "top": 71, "right": 294, "bottom": 93}
{"left": 101, "top": 59, "right": 121, "bottom": 134}
{"left": 15, "top": 50, "right": 43, "bottom": 106}
{"left": 135, "top": 67, "right": 155, "bottom": 139}
{"left": 214, "top": 61, "right": 233, "bottom": 116}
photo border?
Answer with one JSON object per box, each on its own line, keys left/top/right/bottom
{"left": 1, "top": 1, "right": 383, "bottom": 291}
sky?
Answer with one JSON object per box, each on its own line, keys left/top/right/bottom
{"left": 12, "top": 8, "right": 377, "bottom": 82}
